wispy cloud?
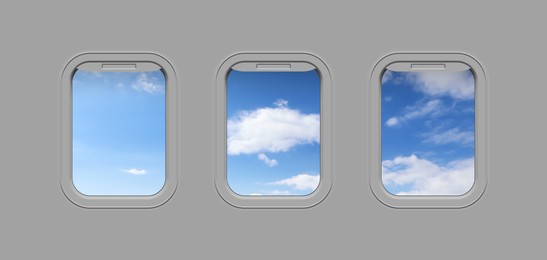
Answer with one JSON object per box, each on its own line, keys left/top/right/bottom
{"left": 228, "top": 99, "right": 319, "bottom": 155}
{"left": 404, "top": 99, "right": 444, "bottom": 119}
{"left": 131, "top": 73, "right": 163, "bottom": 93}
{"left": 423, "top": 127, "right": 474, "bottom": 146}
{"left": 248, "top": 190, "right": 292, "bottom": 196}
{"left": 123, "top": 168, "right": 147, "bottom": 175}
{"left": 382, "top": 155, "right": 474, "bottom": 195}
{"left": 385, "top": 99, "right": 444, "bottom": 127}
{"left": 382, "top": 70, "right": 393, "bottom": 84}
{"left": 258, "top": 153, "right": 278, "bottom": 167}
{"left": 268, "top": 173, "right": 320, "bottom": 191}
{"left": 273, "top": 99, "right": 289, "bottom": 108}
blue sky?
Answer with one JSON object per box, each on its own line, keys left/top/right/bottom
{"left": 72, "top": 69, "right": 166, "bottom": 196}
{"left": 382, "top": 69, "right": 475, "bottom": 195}
{"left": 227, "top": 70, "right": 320, "bottom": 196}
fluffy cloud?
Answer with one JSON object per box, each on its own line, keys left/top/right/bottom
{"left": 123, "top": 168, "right": 147, "bottom": 175}
{"left": 383, "top": 70, "right": 474, "bottom": 100}
{"left": 268, "top": 173, "right": 320, "bottom": 191}
{"left": 228, "top": 100, "right": 320, "bottom": 155}
{"left": 258, "top": 153, "right": 278, "bottom": 167}
{"left": 424, "top": 127, "right": 474, "bottom": 146}
{"left": 385, "top": 99, "right": 443, "bottom": 127}
{"left": 382, "top": 155, "right": 474, "bottom": 195}
{"left": 414, "top": 71, "right": 474, "bottom": 100}
{"left": 131, "top": 73, "right": 163, "bottom": 93}
{"left": 385, "top": 117, "right": 399, "bottom": 127}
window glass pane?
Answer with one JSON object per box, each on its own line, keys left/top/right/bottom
{"left": 72, "top": 69, "right": 166, "bottom": 195}
{"left": 227, "top": 69, "right": 320, "bottom": 196}
{"left": 381, "top": 69, "right": 475, "bottom": 195}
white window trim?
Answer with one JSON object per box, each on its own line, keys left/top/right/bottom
{"left": 60, "top": 52, "right": 178, "bottom": 208}
{"left": 369, "top": 52, "right": 488, "bottom": 208}
{"left": 214, "top": 52, "right": 333, "bottom": 208}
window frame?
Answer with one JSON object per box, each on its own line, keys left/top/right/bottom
{"left": 369, "top": 52, "right": 488, "bottom": 208}
{"left": 60, "top": 53, "right": 178, "bottom": 208}
{"left": 214, "top": 53, "right": 333, "bottom": 208}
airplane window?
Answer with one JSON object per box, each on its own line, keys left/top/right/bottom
{"left": 226, "top": 68, "right": 321, "bottom": 196}
{"left": 381, "top": 68, "right": 475, "bottom": 196}
{"left": 370, "top": 53, "right": 487, "bottom": 208}
{"left": 72, "top": 69, "right": 166, "bottom": 196}
{"left": 60, "top": 53, "right": 178, "bottom": 208}
{"left": 215, "top": 53, "right": 333, "bottom": 208}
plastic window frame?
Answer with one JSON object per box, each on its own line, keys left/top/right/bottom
{"left": 214, "top": 53, "right": 333, "bottom": 208}
{"left": 369, "top": 52, "right": 488, "bottom": 208}
{"left": 60, "top": 53, "right": 178, "bottom": 208}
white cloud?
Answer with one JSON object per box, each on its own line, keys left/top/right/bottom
{"left": 424, "top": 127, "right": 474, "bottom": 146}
{"left": 414, "top": 71, "right": 474, "bottom": 100}
{"left": 228, "top": 100, "right": 320, "bottom": 155}
{"left": 269, "top": 190, "right": 291, "bottom": 195}
{"left": 404, "top": 99, "right": 443, "bottom": 119}
{"left": 123, "top": 168, "right": 147, "bottom": 175}
{"left": 382, "top": 155, "right": 474, "bottom": 195}
{"left": 268, "top": 173, "right": 320, "bottom": 191}
{"left": 258, "top": 153, "right": 278, "bottom": 167}
{"left": 131, "top": 73, "right": 163, "bottom": 93}
{"left": 385, "top": 117, "right": 400, "bottom": 127}
{"left": 248, "top": 190, "right": 291, "bottom": 196}
{"left": 384, "top": 96, "right": 393, "bottom": 102}
{"left": 385, "top": 99, "right": 443, "bottom": 127}
{"left": 382, "top": 70, "right": 393, "bottom": 84}
{"left": 383, "top": 70, "right": 474, "bottom": 100}
{"left": 273, "top": 99, "right": 288, "bottom": 108}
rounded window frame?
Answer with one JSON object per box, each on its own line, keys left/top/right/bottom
{"left": 369, "top": 52, "right": 488, "bottom": 208}
{"left": 214, "top": 52, "right": 333, "bottom": 208}
{"left": 60, "top": 52, "right": 178, "bottom": 208}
